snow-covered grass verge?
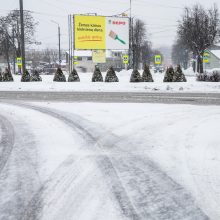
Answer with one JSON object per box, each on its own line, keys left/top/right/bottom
{"left": 0, "top": 69, "right": 220, "bottom": 93}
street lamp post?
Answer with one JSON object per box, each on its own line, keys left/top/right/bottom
{"left": 51, "top": 20, "right": 61, "bottom": 66}
{"left": 19, "top": 0, "right": 26, "bottom": 74}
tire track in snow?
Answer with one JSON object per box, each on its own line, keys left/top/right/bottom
{"left": 0, "top": 115, "right": 15, "bottom": 173}
{"left": 7, "top": 102, "right": 139, "bottom": 220}
{"left": 0, "top": 109, "right": 41, "bottom": 220}
{"left": 183, "top": 114, "right": 220, "bottom": 220}
{"left": 7, "top": 102, "right": 209, "bottom": 220}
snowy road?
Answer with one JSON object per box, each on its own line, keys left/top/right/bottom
{"left": 0, "top": 91, "right": 220, "bottom": 105}
{"left": 0, "top": 101, "right": 219, "bottom": 219}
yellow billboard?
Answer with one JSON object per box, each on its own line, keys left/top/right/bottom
{"left": 92, "top": 50, "right": 106, "bottom": 63}
{"left": 74, "top": 15, "right": 105, "bottom": 50}
{"left": 74, "top": 15, "right": 129, "bottom": 50}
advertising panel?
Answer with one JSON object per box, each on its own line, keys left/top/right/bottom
{"left": 105, "top": 17, "right": 129, "bottom": 50}
{"left": 92, "top": 50, "right": 106, "bottom": 63}
{"left": 74, "top": 15, "right": 129, "bottom": 50}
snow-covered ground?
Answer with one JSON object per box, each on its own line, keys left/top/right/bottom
{"left": 0, "top": 101, "right": 220, "bottom": 219}
{"left": 0, "top": 68, "right": 220, "bottom": 93}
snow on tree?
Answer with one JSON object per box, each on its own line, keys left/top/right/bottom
{"left": 30, "top": 70, "right": 42, "bottom": 82}
{"left": 142, "top": 64, "right": 154, "bottom": 82}
{"left": 21, "top": 70, "right": 30, "bottom": 82}
{"left": 130, "top": 69, "right": 142, "bottom": 82}
{"left": 2, "top": 68, "right": 13, "bottom": 82}
{"left": 53, "top": 68, "right": 66, "bottom": 82}
{"left": 105, "top": 66, "right": 119, "bottom": 82}
{"left": 92, "top": 66, "right": 103, "bottom": 82}
{"left": 68, "top": 69, "right": 80, "bottom": 82}
{"left": 163, "top": 66, "right": 174, "bottom": 82}
{"left": 173, "top": 65, "right": 187, "bottom": 82}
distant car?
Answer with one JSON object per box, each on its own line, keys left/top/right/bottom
{"left": 42, "top": 67, "right": 57, "bottom": 75}
{"left": 154, "top": 66, "right": 164, "bottom": 73}
{"left": 76, "top": 66, "right": 87, "bottom": 73}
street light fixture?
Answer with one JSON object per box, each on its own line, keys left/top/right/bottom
{"left": 51, "top": 20, "right": 61, "bottom": 65}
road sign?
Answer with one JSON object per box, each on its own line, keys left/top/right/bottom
{"left": 122, "top": 55, "right": 129, "bottom": 64}
{"left": 154, "top": 55, "right": 161, "bottom": 65}
{"left": 16, "top": 57, "right": 22, "bottom": 67}
{"left": 92, "top": 50, "right": 106, "bottom": 63}
{"left": 73, "top": 56, "right": 78, "bottom": 65}
{"left": 203, "top": 51, "right": 210, "bottom": 63}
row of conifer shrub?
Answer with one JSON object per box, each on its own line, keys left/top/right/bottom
{"left": 5, "top": 65, "right": 220, "bottom": 83}
{"left": 196, "top": 70, "right": 220, "bottom": 82}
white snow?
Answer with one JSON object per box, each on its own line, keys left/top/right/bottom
{"left": 25, "top": 102, "right": 220, "bottom": 219}
{"left": 0, "top": 69, "right": 220, "bottom": 93}
{"left": 1, "top": 101, "right": 220, "bottom": 219}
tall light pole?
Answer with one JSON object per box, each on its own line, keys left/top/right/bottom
{"left": 19, "top": 0, "right": 26, "bottom": 74}
{"left": 51, "top": 20, "right": 61, "bottom": 66}
{"left": 129, "top": 0, "right": 134, "bottom": 69}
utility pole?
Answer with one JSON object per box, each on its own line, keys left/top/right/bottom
{"left": 12, "top": 28, "right": 16, "bottom": 74}
{"left": 129, "top": 0, "right": 134, "bottom": 69}
{"left": 19, "top": 0, "right": 26, "bottom": 74}
{"left": 51, "top": 20, "right": 61, "bottom": 66}
{"left": 58, "top": 25, "right": 61, "bottom": 65}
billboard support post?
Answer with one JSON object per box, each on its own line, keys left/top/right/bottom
{"left": 72, "top": 15, "right": 75, "bottom": 71}
{"left": 68, "top": 15, "right": 71, "bottom": 73}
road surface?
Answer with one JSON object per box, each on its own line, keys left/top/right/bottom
{"left": 0, "top": 94, "right": 219, "bottom": 219}
{"left": 0, "top": 91, "right": 220, "bottom": 105}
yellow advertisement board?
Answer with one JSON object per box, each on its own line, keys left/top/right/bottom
{"left": 74, "top": 15, "right": 105, "bottom": 50}
{"left": 92, "top": 50, "right": 106, "bottom": 63}
{"left": 73, "top": 15, "right": 129, "bottom": 50}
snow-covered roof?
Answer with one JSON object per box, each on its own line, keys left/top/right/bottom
{"left": 210, "top": 50, "right": 220, "bottom": 59}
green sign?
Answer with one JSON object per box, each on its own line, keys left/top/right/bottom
{"left": 203, "top": 51, "right": 210, "bottom": 63}
{"left": 155, "top": 55, "right": 161, "bottom": 64}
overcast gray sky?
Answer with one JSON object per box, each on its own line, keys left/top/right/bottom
{"left": 1, "top": 0, "right": 219, "bottom": 50}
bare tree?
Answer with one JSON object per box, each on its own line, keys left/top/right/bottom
{"left": 132, "top": 19, "right": 148, "bottom": 69}
{"left": 4, "top": 10, "right": 38, "bottom": 56}
{"left": 0, "top": 10, "right": 38, "bottom": 71}
{"left": 172, "top": 39, "right": 190, "bottom": 69}
{"left": 177, "top": 4, "right": 220, "bottom": 73}
{"left": 141, "top": 40, "right": 153, "bottom": 66}
{"left": 0, "top": 17, "right": 15, "bottom": 71}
